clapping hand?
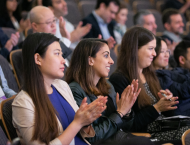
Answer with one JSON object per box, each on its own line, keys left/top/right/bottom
{"left": 97, "top": 35, "right": 116, "bottom": 49}
{"left": 154, "top": 89, "right": 179, "bottom": 113}
{"left": 59, "top": 16, "right": 71, "bottom": 40}
{"left": 70, "top": 21, "right": 92, "bottom": 42}
{"left": 74, "top": 96, "right": 107, "bottom": 128}
{"left": 116, "top": 79, "right": 141, "bottom": 117}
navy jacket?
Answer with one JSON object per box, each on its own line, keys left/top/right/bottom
{"left": 82, "top": 13, "right": 115, "bottom": 39}
{"left": 156, "top": 67, "right": 190, "bottom": 116}
{"left": 0, "top": 28, "right": 18, "bottom": 60}
{"left": 0, "top": 17, "right": 16, "bottom": 30}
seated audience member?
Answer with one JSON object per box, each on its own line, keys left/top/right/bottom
{"left": 162, "top": 9, "right": 184, "bottom": 54}
{"left": 0, "top": 66, "right": 16, "bottom": 98}
{"left": 42, "top": 0, "right": 92, "bottom": 49}
{"left": 0, "top": 27, "right": 19, "bottom": 60}
{"left": 155, "top": 40, "right": 190, "bottom": 116}
{"left": 114, "top": 2, "right": 128, "bottom": 44}
{"left": 153, "top": 37, "right": 170, "bottom": 70}
{"left": 82, "top": 0, "right": 119, "bottom": 49}
{"left": 133, "top": 10, "right": 157, "bottom": 35}
{"left": 0, "top": 0, "right": 30, "bottom": 33}
{"left": 66, "top": 38, "right": 156, "bottom": 145}
{"left": 29, "top": 6, "right": 72, "bottom": 66}
{"left": 174, "top": 40, "right": 190, "bottom": 71}
{"left": 12, "top": 33, "right": 107, "bottom": 145}
{"left": 109, "top": 27, "right": 183, "bottom": 141}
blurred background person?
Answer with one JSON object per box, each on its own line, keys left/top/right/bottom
{"left": 114, "top": 2, "right": 128, "bottom": 44}
{"left": 42, "top": 0, "right": 92, "bottom": 50}
{"left": 0, "top": 27, "right": 19, "bottom": 60}
{"left": 134, "top": 10, "right": 157, "bottom": 35}
{"left": 153, "top": 37, "right": 170, "bottom": 70}
{"left": 174, "top": 40, "right": 190, "bottom": 71}
{"left": 0, "top": 0, "right": 30, "bottom": 33}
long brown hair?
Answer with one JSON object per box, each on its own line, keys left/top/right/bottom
{"left": 117, "top": 27, "right": 161, "bottom": 108}
{"left": 66, "top": 38, "right": 110, "bottom": 96}
{"left": 22, "top": 33, "right": 59, "bottom": 144}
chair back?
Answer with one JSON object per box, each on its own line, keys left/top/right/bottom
{"left": 109, "top": 48, "right": 117, "bottom": 77}
{"left": 65, "top": 1, "right": 82, "bottom": 26}
{"left": 24, "top": 28, "right": 33, "bottom": 37}
{"left": 150, "top": 9, "right": 165, "bottom": 32}
{"left": 114, "top": 44, "right": 121, "bottom": 57}
{"left": 0, "top": 126, "right": 8, "bottom": 145}
{"left": 182, "top": 129, "right": 190, "bottom": 145}
{"left": 129, "top": 0, "right": 150, "bottom": 5}
{"left": 0, "top": 95, "right": 17, "bottom": 141}
{"left": 0, "top": 55, "right": 19, "bottom": 92}
{"left": 10, "top": 50, "right": 23, "bottom": 89}
{"left": 126, "top": 11, "right": 134, "bottom": 28}
{"left": 156, "top": 0, "right": 165, "bottom": 12}
{"left": 79, "top": 1, "right": 96, "bottom": 18}
{"left": 133, "top": 1, "right": 155, "bottom": 13}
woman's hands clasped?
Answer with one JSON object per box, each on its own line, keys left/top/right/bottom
{"left": 116, "top": 79, "right": 141, "bottom": 117}
{"left": 74, "top": 96, "right": 107, "bottom": 128}
{"left": 154, "top": 89, "right": 179, "bottom": 113}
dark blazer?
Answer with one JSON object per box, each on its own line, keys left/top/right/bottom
{"left": 156, "top": 67, "right": 190, "bottom": 116}
{"left": 0, "top": 17, "right": 16, "bottom": 30}
{"left": 0, "top": 28, "right": 18, "bottom": 60}
{"left": 82, "top": 13, "right": 116, "bottom": 39}
{"left": 109, "top": 71, "right": 160, "bottom": 132}
{"left": 69, "top": 81, "right": 134, "bottom": 144}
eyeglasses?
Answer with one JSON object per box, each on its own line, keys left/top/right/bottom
{"left": 160, "top": 50, "right": 170, "bottom": 55}
{"left": 36, "top": 18, "right": 58, "bottom": 26}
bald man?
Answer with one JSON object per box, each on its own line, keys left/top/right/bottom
{"left": 29, "top": 6, "right": 72, "bottom": 65}
{"left": 30, "top": 6, "right": 71, "bottom": 48}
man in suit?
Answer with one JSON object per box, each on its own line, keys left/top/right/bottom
{"left": 82, "top": 0, "right": 120, "bottom": 48}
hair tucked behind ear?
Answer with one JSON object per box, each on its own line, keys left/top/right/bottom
{"left": 66, "top": 38, "right": 110, "bottom": 96}
{"left": 117, "top": 27, "right": 161, "bottom": 108}
{"left": 22, "top": 33, "right": 59, "bottom": 144}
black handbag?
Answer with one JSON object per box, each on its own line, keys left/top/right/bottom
{"left": 150, "top": 116, "right": 190, "bottom": 140}
{"left": 157, "top": 116, "right": 190, "bottom": 131}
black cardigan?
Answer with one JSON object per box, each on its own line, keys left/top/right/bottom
{"left": 109, "top": 71, "right": 160, "bottom": 132}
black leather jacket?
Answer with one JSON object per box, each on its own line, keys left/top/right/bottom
{"left": 69, "top": 81, "right": 134, "bottom": 144}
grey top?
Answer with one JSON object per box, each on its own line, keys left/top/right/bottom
{"left": 0, "top": 66, "right": 16, "bottom": 98}
{"left": 143, "top": 82, "right": 158, "bottom": 105}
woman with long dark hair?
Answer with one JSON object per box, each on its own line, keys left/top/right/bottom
{"left": 65, "top": 38, "right": 157, "bottom": 145}
{"left": 109, "top": 27, "right": 184, "bottom": 141}
{"left": 12, "top": 33, "right": 107, "bottom": 145}
{"left": 0, "top": 0, "right": 29, "bottom": 32}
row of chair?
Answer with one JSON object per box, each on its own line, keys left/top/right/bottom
{"left": 65, "top": 0, "right": 165, "bottom": 26}
{"left": 0, "top": 87, "right": 190, "bottom": 144}
{"left": 64, "top": 0, "right": 189, "bottom": 35}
